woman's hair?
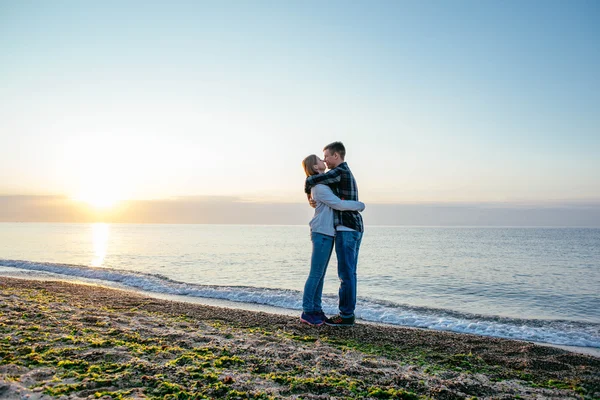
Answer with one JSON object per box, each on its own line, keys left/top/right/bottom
{"left": 302, "top": 154, "right": 320, "bottom": 177}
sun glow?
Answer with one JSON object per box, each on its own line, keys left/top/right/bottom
{"left": 67, "top": 132, "right": 137, "bottom": 210}
{"left": 76, "top": 189, "right": 121, "bottom": 209}
{"left": 75, "top": 176, "right": 129, "bottom": 209}
{"left": 75, "top": 178, "right": 127, "bottom": 209}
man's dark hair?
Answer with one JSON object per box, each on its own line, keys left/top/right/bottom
{"left": 323, "top": 141, "right": 346, "bottom": 160}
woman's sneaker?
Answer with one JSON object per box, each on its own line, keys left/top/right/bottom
{"left": 324, "top": 314, "right": 355, "bottom": 327}
{"left": 300, "top": 312, "right": 324, "bottom": 326}
{"left": 316, "top": 311, "right": 327, "bottom": 321}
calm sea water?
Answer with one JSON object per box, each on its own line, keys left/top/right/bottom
{"left": 1, "top": 223, "right": 599, "bottom": 350}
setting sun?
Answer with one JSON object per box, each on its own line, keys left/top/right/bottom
{"left": 77, "top": 194, "right": 119, "bottom": 209}
{"left": 75, "top": 186, "right": 124, "bottom": 209}
{"left": 70, "top": 142, "right": 132, "bottom": 210}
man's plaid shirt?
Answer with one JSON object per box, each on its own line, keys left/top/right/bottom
{"left": 304, "top": 162, "right": 364, "bottom": 233}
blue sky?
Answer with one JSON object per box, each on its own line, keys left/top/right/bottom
{"left": 0, "top": 0, "right": 598, "bottom": 213}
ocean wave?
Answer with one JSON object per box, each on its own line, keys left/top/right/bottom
{"left": 1, "top": 259, "right": 599, "bottom": 349}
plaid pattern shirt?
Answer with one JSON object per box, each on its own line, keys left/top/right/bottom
{"left": 305, "top": 162, "right": 364, "bottom": 232}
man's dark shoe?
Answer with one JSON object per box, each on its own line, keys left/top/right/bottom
{"left": 324, "top": 314, "right": 355, "bottom": 327}
{"left": 300, "top": 312, "right": 324, "bottom": 326}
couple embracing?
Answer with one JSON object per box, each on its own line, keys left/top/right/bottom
{"left": 301, "top": 141, "right": 364, "bottom": 327}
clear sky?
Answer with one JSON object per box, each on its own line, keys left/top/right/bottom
{"left": 1, "top": 1, "right": 599, "bottom": 219}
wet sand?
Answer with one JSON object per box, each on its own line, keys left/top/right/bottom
{"left": 1, "top": 278, "right": 598, "bottom": 399}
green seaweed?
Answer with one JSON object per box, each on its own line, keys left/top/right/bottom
{"left": 0, "top": 283, "right": 591, "bottom": 400}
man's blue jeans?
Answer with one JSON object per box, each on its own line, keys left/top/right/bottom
{"left": 302, "top": 232, "right": 334, "bottom": 313}
{"left": 335, "top": 230, "right": 363, "bottom": 317}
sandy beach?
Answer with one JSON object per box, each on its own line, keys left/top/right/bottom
{"left": 0, "top": 278, "right": 598, "bottom": 399}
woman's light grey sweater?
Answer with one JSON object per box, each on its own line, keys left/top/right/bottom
{"left": 309, "top": 184, "right": 365, "bottom": 237}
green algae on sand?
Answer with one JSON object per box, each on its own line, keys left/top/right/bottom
{"left": 0, "top": 278, "right": 598, "bottom": 399}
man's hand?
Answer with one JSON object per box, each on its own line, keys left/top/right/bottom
{"left": 307, "top": 194, "right": 317, "bottom": 209}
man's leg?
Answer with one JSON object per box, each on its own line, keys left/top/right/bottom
{"left": 334, "top": 231, "right": 363, "bottom": 317}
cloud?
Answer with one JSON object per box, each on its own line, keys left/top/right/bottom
{"left": 362, "top": 203, "right": 600, "bottom": 227}
{"left": 1, "top": 196, "right": 599, "bottom": 226}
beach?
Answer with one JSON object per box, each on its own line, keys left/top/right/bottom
{"left": 3, "top": 224, "right": 599, "bottom": 351}
{"left": 1, "top": 278, "right": 598, "bottom": 399}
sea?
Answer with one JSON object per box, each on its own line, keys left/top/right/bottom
{"left": 1, "top": 223, "right": 599, "bottom": 354}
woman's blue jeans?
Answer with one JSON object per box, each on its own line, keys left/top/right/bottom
{"left": 302, "top": 232, "right": 334, "bottom": 313}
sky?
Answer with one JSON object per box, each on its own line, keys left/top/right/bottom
{"left": 1, "top": 1, "right": 599, "bottom": 224}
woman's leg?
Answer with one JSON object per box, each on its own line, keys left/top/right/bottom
{"left": 313, "top": 242, "right": 334, "bottom": 313}
{"left": 302, "top": 232, "right": 335, "bottom": 313}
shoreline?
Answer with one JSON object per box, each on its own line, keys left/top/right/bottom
{"left": 117, "top": 287, "right": 600, "bottom": 359}
{"left": 1, "top": 277, "right": 599, "bottom": 399}
{"left": 3, "top": 271, "right": 600, "bottom": 358}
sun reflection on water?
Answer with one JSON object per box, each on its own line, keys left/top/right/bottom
{"left": 91, "top": 223, "right": 109, "bottom": 267}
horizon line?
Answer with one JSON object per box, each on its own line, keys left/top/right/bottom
{"left": 1, "top": 221, "right": 600, "bottom": 228}
{"left": 1, "top": 194, "right": 599, "bottom": 207}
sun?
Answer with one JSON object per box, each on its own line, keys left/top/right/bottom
{"left": 68, "top": 133, "right": 135, "bottom": 210}
{"left": 79, "top": 194, "right": 118, "bottom": 209}
{"left": 75, "top": 186, "right": 124, "bottom": 209}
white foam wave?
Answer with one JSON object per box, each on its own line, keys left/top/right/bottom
{"left": 355, "top": 301, "right": 600, "bottom": 348}
{"left": 1, "top": 259, "right": 599, "bottom": 349}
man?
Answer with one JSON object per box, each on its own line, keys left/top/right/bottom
{"left": 305, "top": 141, "right": 363, "bottom": 327}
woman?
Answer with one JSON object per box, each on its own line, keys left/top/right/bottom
{"left": 300, "top": 154, "right": 365, "bottom": 326}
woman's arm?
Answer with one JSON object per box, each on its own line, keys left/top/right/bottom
{"left": 304, "top": 167, "right": 342, "bottom": 194}
{"left": 313, "top": 185, "right": 365, "bottom": 212}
